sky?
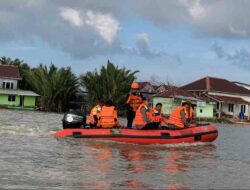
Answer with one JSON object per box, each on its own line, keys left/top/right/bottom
{"left": 0, "top": 0, "right": 250, "bottom": 86}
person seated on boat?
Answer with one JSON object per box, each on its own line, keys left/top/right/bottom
{"left": 126, "top": 81, "right": 143, "bottom": 128}
{"left": 166, "top": 101, "right": 193, "bottom": 129}
{"left": 133, "top": 97, "right": 160, "bottom": 130}
{"left": 149, "top": 103, "right": 168, "bottom": 128}
{"left": 99, "top": 99, "right": 121, "bottom": 128}
{"left": 87, "top": 99, "right": 104, "bottom": 128}
{"left": 184, "top": 101, "right": 194, "bottom": 123}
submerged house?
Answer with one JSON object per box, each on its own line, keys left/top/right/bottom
{"left": 181, "top": 76, "right": 250, "bottom": 119}
{"left": 0, "top": 65, "right": 39, "bottom": 109}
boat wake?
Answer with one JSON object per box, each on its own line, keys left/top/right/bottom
{"left": 0, "top": 124, "right": 57, "bottom": 137}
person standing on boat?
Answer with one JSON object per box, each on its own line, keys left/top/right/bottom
{"left": 166, "top": 101, "right": 193, "bottom": 128}
{"left": 87, "top": 100, "right": 104, "bottom": 128}
{"left": 99, "top": 99, "right": 121, "bottom": 128}
{"left": 149, "top": 103, "right": 168, "bottom": 128}
{"left": 134, "top": 97, "right": 159, "bottom": 129}
{"left": 126, "top": 82, "right": 143, "bottom": 128}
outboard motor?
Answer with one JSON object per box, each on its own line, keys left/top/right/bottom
{"left": 62, "top": 110, "right": 86, "bottom": 129}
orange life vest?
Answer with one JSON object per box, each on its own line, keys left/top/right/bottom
{"left": 99, "top": 106, "right": 117, "bottom": 128}
{"left": 149, "top": 108, "right": 163, "bottom": 123}
{"left": 167, "top": 106, "right": 185, "bottom": 128}
{"left": 126, "top": 94, "right": 142, "bottom": 112}
{"left": 185, "top": 107, "right": 194, "bottom": 119}
{"left": 134, "top": 103, "right": 149, "bottom": 126}
{"left": 87, "top": 104, "right": 102, "bottom": 124}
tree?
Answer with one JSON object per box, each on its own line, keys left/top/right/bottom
{"left": 24, "top": 64, "right": 79, "bottom": 112}
{"left": 80, "top": 60, "right": 139, "bottom": 112}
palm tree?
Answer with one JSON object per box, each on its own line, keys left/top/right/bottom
{"left": 25, "top": 64, "right": 79, "bottom": 112}
{"left": 80, "top": 60, "right": 139, "bottom": 113}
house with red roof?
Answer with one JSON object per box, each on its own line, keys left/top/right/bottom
{"left": 181, "top": 76, "right": 250, "bottom": 119}
{"left": 0, "top": 65, "right": 39, "bottom": 110}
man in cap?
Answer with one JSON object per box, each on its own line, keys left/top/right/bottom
{"left": 126, "top": 82, "right": 143, "bottom": 128}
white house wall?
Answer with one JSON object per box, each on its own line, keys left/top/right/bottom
{"left": 209, "top": 92, "right": 250, "bottom": 117}
{"left": 0, "top": 79, "right": 18, "bottom": 89}
{"left": 221, "top": 103, "right": 243, "bottom": 118}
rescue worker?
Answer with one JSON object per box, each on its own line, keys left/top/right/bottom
{"left": 87, "top": 100, "right": 104, "bottom": 128}
{"left": 185, "top": 102, "right": 194, "bottom": 123}
{"left": 126, "top": 81, "right": 143, "bottom": 128}
{"left": 99, "top": 99, "right": 120, "bottom": 128}
{"left": 149, "top": 103, "right": 168, "bottom": 127}
{"left": 166, "top": 101, "right": 193, "bottom": 129}
{"left": 134, "top": 97, "right": 159, "bottom": 130}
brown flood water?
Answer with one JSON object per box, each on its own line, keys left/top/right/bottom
{"left": 0, "top": 109, "right": 250, "bottom": 189}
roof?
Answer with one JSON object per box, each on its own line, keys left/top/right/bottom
{"left": 137, "top": 81, "right": 151, "bottom": 89}
{"left": 205, "top": 94, "right": 249, "bottom": 104}
{"left": 181, "top": 76, "right": 250, "bottom": 95}
{"left": 154, "top": 85, "right": 197, "bottom": 98}
{"left": 0, "top": 89, "right": 40, "bottom": 96}
{"left": 0, "top": 65, "right": 21, "bottom": 80}
{"left": 137, "top": 81, "right": 156, "bottom": 93}
{"left": 232, "top": 81, "right": 250, "bottom": 87}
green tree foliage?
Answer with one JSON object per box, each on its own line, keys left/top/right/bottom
{"left": 25, "top": 64, "right": 79, "bottom": 112}
{"left": 80, "top": 60, "right": 139, "bottom": 112}
{"left": 0, "top": 56, "right": 32, "bottom": 90}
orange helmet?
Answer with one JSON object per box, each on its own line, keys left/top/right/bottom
{"left": 131, "top": 82, "right": 139, "bottom": 89}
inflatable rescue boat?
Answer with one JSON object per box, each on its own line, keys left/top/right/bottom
{"left": 53, "top": 125, "right": 218, "bottom": 145}
{"left": 53, "top": 110, "right": 218, "bottom": 145}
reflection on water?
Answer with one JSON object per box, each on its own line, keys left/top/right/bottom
{"left": 1, "top": 110, "right": 250, "bottom": 189}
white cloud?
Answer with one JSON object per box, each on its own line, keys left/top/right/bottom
{"left": 189, "top": 0, "right": 205, "bottom": 20}
{"left": 85, "top": 11, "right": 120, "bottom": 43}
{"left": 59, "top": 8, "right": 121, "bottom": 43}
{"left": 137, "top": 33, "right": 150, "bottom": 46}
{"left": 60, "top": 8, "right": 83, "bottom": 27}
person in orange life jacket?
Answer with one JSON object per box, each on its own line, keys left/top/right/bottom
{"left": 99, "top": 99, "right": 121, "bottom": 128}
{"left": 134, "top": 97, "right": 160, "bottom": 130}
{"left": 87, "top": 100, "right": 104, "bottom": 128}
{"left": 126, "top": 82, "right": 143, "bottom": 128}
{"left": 166, "top": 101, "right": 193, "bottom": 129}
{"left": 184, "top": 101, "right": 194, "bottom": 123}
{"left": 149, "top": 103, "right": 168, "bottom": 127}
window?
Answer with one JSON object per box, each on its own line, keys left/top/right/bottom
{"left": 2, "top": 82, "right": 14, "bottom": 89}
{"left": 241, "top": 105, "right": 246, "bottom": 113}
{"left": 228, "top": 104, "right": 234, "bottom": 112}
{"left": 216, "top": 102, "right": 220, "bottom": 109}
{"left": 6, "top": 82, "right": 10, "bottom": 89}
{"left": 8, "top": 95, "right": 16, "bottom": 102}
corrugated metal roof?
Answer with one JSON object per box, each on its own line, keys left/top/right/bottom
{"left": 205, "top": 94, "right": 249, "bottom": 104}
{"left": 0, "top": 89, "right": 40, "bottom": 96}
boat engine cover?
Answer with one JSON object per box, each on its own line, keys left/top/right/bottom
{"left": 62, "top": 110, "right": 86, "bottom": 129}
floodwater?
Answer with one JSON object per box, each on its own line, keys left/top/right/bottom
{"left": 0, "top": 109, "right": 250, "bottom": 190}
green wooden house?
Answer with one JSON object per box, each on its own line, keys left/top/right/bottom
{"left": 0, "top": 65, "right": 39, "bottom": 110}
{"left": 152, "top": 85, "right": 214, "bottom": 118}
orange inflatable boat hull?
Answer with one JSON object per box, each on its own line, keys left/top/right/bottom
{"left": 53, "top": 124, "right": 218, "bottom": 145}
